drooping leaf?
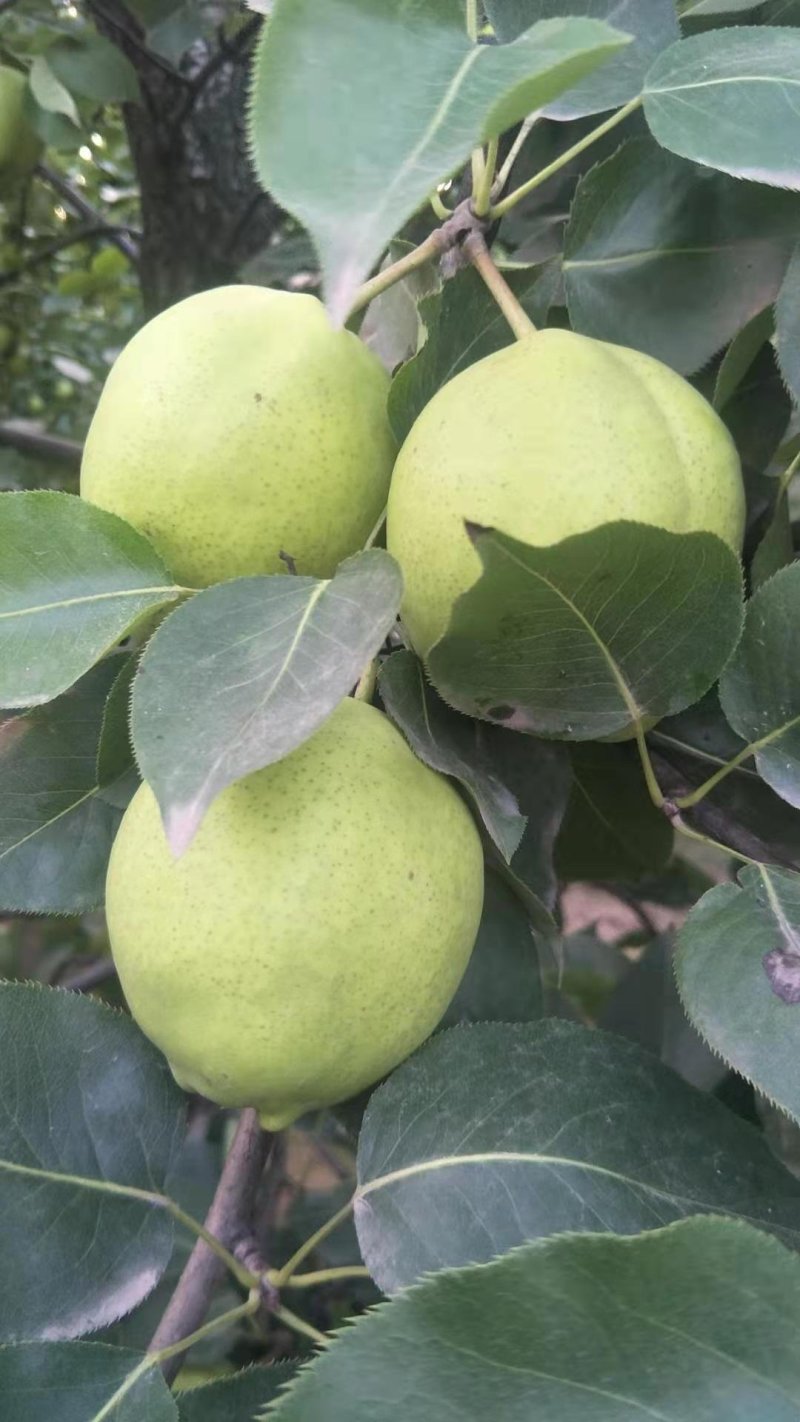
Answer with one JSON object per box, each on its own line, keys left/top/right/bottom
{"left": 0, "top": 492, "right": 180, "bottom": 709}
{"left": 0, "top": 1342, "right": 176, "bottom": 1422}
{"left": 677, "top": 864, "right": 800, "bottom": 1121}
{"left": 776, "top": 239, "right": 800, "bottom": 405}
{"left": 354, "top": 1019, "right": 800, "bottom": 1292}
{"left": 440, "top": 871, "right": 544, "bottom": 1027}
{"left": 564, "top": 136, "right": 800, "bottom": 373}
{"left": 428, "top": 523, "right": 743, "bottom": 741}
{"left": 272, "top": 1219, "right": 800, "bottom": 1420}
{"left": 0, "top": 983, "right": 185, "bottom": 1342}
{"left": 486, "top": 0, "right": 678, "bottom": 118}
{"left": 132, "top": 551, "right": 402, "bottom": 855}
{"left": 643, "top": 26, "right": 800, "bottom": 188}
{"left": 719, "top": 562, "right": 800, "bottom": 808}
{"left": 29, "top": 54, "right": 79, "bottom": 125}
{"left": 177, "top": 1364, "right": 298, "bottom": 1420}
{"left": 751, "top": 474, "right": 796, "bottom": 590}
{"left": 555, "top": 742, "right": 673, "bottom": 881}
{"left": 0, "top": 660, "right": 134, "bottom": 913}
{"left": 249, "top": 0, "right": 628, "bottom": 322}
{"left": 359, "top": 239, "right": 442, "bottom": 373}
{"left": 714, "top": 306, "right": 775, "bottom": 409}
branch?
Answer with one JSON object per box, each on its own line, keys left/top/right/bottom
{"left": 463, "top": 230, "right": 535, "bottom": 340}
{"left": 36, "top": 163, "right": 140, "bottom": 264}
{"left": 0, "top": 223, "right": 142, "bottom": 289}
{"left": 85, "top": 0, "right": 189, "bottom": 81}
{"left": 185, "top": 15, "right": 262, "bottom": 101}
{"left": 650, "top": 750, "right": 797, "bottom": 870}
{"left": 149, "top": 1109, "right": 274, "bottom": 1384}
{"left": 0, "top": 422, "right": 83, "bottom": 464}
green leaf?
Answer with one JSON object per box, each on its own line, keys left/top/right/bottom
{"left": 272, "top": 1220, "right": 800, "bottom": 1419}
{"left": 0, "top": 492, "right": 180, "bottom": 709}
{"left": 644, "top": 26, "right": 800, "bottom": 188}
{"left": 776, "top": 239, "right": 800, "bottom": 405}
{"left": 719, "top": 338, "right": 792, "bottom": 475}
{"left": 677, "top": 865, "right": 800, "bottom": 1121}
{"left": 29, "top": 54, "right": 79, "bottom": 126}
{"left": 354, "top": 1019, "right": 800, "bottom": 1292}
{"left": 752, "top": 478, "right": 795, "bottom": 590}
{"left": 555, "top": 742, "right": 673, "bottom": 881}
{"left": 428, "top": 523, "right": 744, "bottom": 741}
{"left": 388, "top": 264, "right": 556, "bottom": 444}
{"left": 0, "top": 983, "right": 185, "bottom": 1342}
{"left": 250, "top": 0, "right": 628, "bottom": 322}
{"left": 714, "top": 306, "right": 775, "bottom": 410}
{"left": 440, "top": 870, "right": 544, "bottom": 1028}
{"left": 359, "top": 239, "right": 442, "bottom": 373}
{"left": 486, "top": 0, "right": 678, "bottom": 118}
{"left": 47, "top": 36, "right": 140, "bottom": 103}
{"left": 96, "top": 654, "right": 137, "bottom": 790}
{"left": 719, "top": 563, "right": 800, "bottom": 808}
{"left": 0, "top": 660, "right": 133, "bottom": 914}
{"left": 0, "top": 1342, "right": 176, "bottom": 1422}
{"left": 132, "top": 551, "right": 402, "bottom": 855}
{"left": 564, "top": 135, "right": 800, "bottom": 374}
{"left": 177, "top": 1364, "right": 297, "bottom": 1420}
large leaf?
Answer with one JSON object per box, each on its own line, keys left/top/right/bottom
{"left": 132, "top": 551, "right": 402, "bottom": 855}
{"left": 428, "top": 523, "right": 743, "bottom": 740}
{"left": 555, "top": 741, "right": 673, "bottom": 881}
{"left": 719, "top": 563, "right": 800, "bottom": 809}
{"left": 643, "top": 26, "right": 800, "bottom": 188}
{"left": 272, "top": 1218, "right": 800, "bottom": 1420}
{"left": 0, "top": 659, "right": 133, "bottom": 914}
{"left": 0, "top": 492, "right": 180, "bottom": 709}
{"left": 0, "top": 984, "right": 185, "bottom": 1342}
{"left": 47, "top": 35, "right": 140, "bottom": 103}
{"left": 250, "top": 0, "right": 628, "bottom": 322}
{"left": 177, "top": 1364, "right": 297, "bottom": 1420}
{"left": 487, "top": 0, "right": 678, "bottom": 118}
{"left": 354, "top": 1019, "right": 800, "bottom": 1292}
{"left": 0, "top": 1342, "right": 176, "bottom": 1422}
{"left": 677, "top": 865, "right": 800, "bottom": 1122}
{"left": 564, "top": 136, "right": 800, "bottom": 373}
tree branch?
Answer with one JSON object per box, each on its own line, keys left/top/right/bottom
{"left": 650, "top": 750, "right": 798, "bottom": 870}
{"left": 36, "top": 163, "right": 140, "bottom": 264}
{"left": 0, "top": 422, "right": 83, "bottom": 464}
{"left": 0, "top": 223, "right": 142, "bottom": 289}
{"left": 85, "top": 0, "right": 189, "bottom": 81}
{"left": 148, "top": 1109, "right": 274, "bottom": 1385}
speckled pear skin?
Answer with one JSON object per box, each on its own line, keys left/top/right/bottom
{"left": 387, "top": 329, "right": 745, "bottom": 656}
{"left": 105, "top": 699, "right": 485, "bottom": 1129}
{"left": 80, "top": 285, "right": 396, "bottom": 588}
{"left": 0, "top": 67, "right": 42, "bottom": 179}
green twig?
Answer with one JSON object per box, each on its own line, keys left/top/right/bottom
{"left": 348, "top": 229, "right": 445, "bottom": 317}
{"left": 272, "top": 1198, "right": 356, "bottom": 1288}
{"left": 669, "top": 811, "right": 759, "bottom": 869}
{"left": 277, "top": 1264, "right": 372, "bottom": 1289}
{"left": 464, "top": 231, "right": 535, "bottom": 340}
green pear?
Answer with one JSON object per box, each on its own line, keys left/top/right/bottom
{"left": 0, "top": 66, "right": 41, "bottom": 180}
{"left": 387, "top": 329, "right": 745, "bottom": 657}
{"left": 105, "top": 698, "right": 484, "bottom": 1129}
{"left": 81, "top": 286, "right": 396, "bottom": 588}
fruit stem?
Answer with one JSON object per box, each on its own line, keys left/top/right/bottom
{"left": 272, "top": 1264, "right": 372, "bottom": 1289}
{"left": 669, "top": 811, "right": 759, "bottom": 869}
{"left": 272, "top": 1197, "right": 356, "bottom": 1288}
{"left": 490, "top": 95, "right": 643, "bottom": 220}
{"left": 634, "top": 721, "right": 665, "bottom": 810}
{"left": 273, "top": 1304, "right": 328, "bottom": 1345}
{"left": 472, "top": 136, "right": 499, "bottom": 218}
{"left": 464, "top": 231, "right": 535, "bottom": 340}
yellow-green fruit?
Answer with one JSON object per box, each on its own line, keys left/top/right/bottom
{"left": 81, "top": 285, "right": 396, "bottom": 587}
{"left": 0, "top": 66, "right": 41, "bottom": 179}
{"left": 387, "top": 329, "right": 745, "bottom": 656}
{"left": 105, "top": 699, "right": 484, "bottom": 1129}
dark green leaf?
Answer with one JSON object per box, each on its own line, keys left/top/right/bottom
{"left": 0, "top": 983, "right": 185, "bottom": 1341}
{"left": 751, "top": 478, "right": 795, "bottom": 590}
{"left": 271, "top": 1219, "right": 800, "bottom": 1421}
{"left": 132, "top": 551, "right": 402, "bottom": 855}
{"left": 555, "top": 742, "right": 673, "bottom": 881}
{"left": 776, "top": 239, "right": 800, "bottom": 405}
{"left": 250, "top": 0, "right": 627, "bottom": 321}
{"left": 440, "top": 870, "right": 543, "bottom": 1027}
{"left": 354, "top": 1019, "right": 800, "bottom": 1292}
{"left": 719, "top": 338, "right": 792, "bottom": 477}
{"left": 0, "top": 1342, "right": 176, "bottom": 1422}
{"left": 714, "top": 306, "right": 775, "bottom": 410}
{"left": 0, "top": 660, "right": 133, "bottom": 913}
{"left": 677, "top": 865, "right": 800, "bottom": 1121}
{"left": 29, "top": 54, "right": 79, "bottom": 125}
{"left": 47, "top": 36, "right": 140, "bottom": 103}
{"left": 487, "top": 0, "right": 678, "bottom": 118}
{"left": 359, "top": 240, "right": 441, "bottom": 373}
{"left": 428, "top": 523, "right": 743, "bottom": 740}
{"left": 644, "top": 26, "right": 800, "bottom": 188}
{"left": 0, "top": 492, "right": 180, "bottom": 709}
{"left": 564, "top": 136, "right": 800, "bottom": 373}
{"left": 177, "top": 1364, "right": 297, "bottom": 1420}
{"left": 96, "top": 654, "right": 137, "bottom": 790}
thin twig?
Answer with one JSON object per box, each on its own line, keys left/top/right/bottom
{"left": 0, "top": 422, "right": 83, "bottom": 464}
{"left": 61, "top": 959, "right": 118, "bottom": 993}
{"left": 463, "top": 231, "right": 535, "bottom": 340}
{"left": 36, "top": 164, "right": 140, "bottom": 264}
{"left": 149, "top": 1109, "right": 273, "bottom": 1384}
{"left": 0, "top": 224, "right": 141, "bottom": 289}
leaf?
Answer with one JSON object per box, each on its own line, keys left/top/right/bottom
{"left": 719, "top": 338, "right": 792, "bottom": 476}
{"left": 555, "top": 742, "right": 673, "bottom": 881}
{"left": 428, "top": 523, "right": 744, "bottom": 741}
{"left": 177, "top": 1364, "right": 297, "bottom": 1420}
{"left": 776, "top": 238, "right": 800, "bottom": 404}
{"left": 249, "top": 0, "right": 628, "bottom": 322}
{"left": 719, "top": 563, "right": 800, "bottom": 808}
{"left": 564, "top": 135, "right": 800, "bottom": 374}
{"left": 751, "top": 476, "right": 795, "bottom": 590}
{"left": 359, "top": 240, "right": 441, "bottom": 373}
{"left": 47, "top": 36, "right": 140, "bottom": 103}
{"left": 378, "top": 649, "right": 526, "bottom": 862}
{"left": 676, "top": 864, "right": 800, "bottom": 1121}
{"left": 388, "top": 264, "right": 558, "bottom": 444}
{"left": 353, "top": 1019, "right": 800, "bottom": 1292}
{"left": 439, "top": 870, "right": 544, "bottom": 1028}
{"left": 270, "top": 1218, "right": 800, "bottom": 1420}
{"left": 132, "top": 551, "right": 402, "bottom": 855}
{"left": 0, "top": 983, "right": 185, "bottom": 1342}
{"left": 643, "top": 26, "right": 800, "bottom": 188}
{"left": 0, "top": 1342, "right": 176, "bottom": 1422}
{"left": 0, "top": 492, "right": 180, "bottom": 709}
{"left": 29, "top": 55, "right": 80, "bottom": 126}
{"left": 714, "top": 306, "right": 775, "bottom": 409}
{"left": 0, "top": 660, "right": 133, "bottom": 914}
{"left": 486, "top": 0, "right": 679, "bottom": 118}
{"left": 96, "top": 654, "right": 137, "bottom": 790}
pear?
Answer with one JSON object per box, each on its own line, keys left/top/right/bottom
{"left": 0, "top": 66, "right": 41, "bottom": 180}
{"left": 105, "top": 698, "right": 484, "bottom": 1129}
{"left": 81, "top": 286, "right": 396, "bottom": 588}
{"left": 387, "top": 329, "right": 745, "bottom": 656}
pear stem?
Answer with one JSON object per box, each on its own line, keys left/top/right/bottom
{"left": 464, "top": 231, "right": 535, "bottom": 340}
